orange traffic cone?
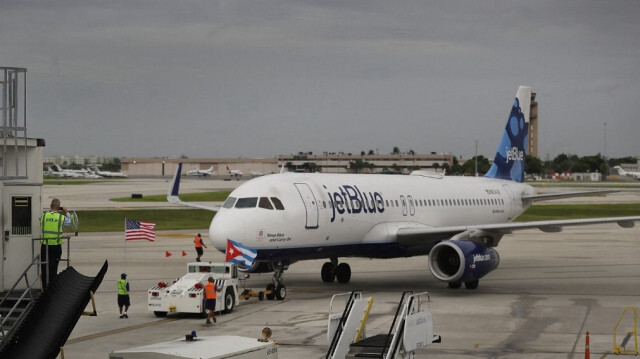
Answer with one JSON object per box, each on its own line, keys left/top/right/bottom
{"left": 585, "top": 331, "right": 590, "bottom": 359}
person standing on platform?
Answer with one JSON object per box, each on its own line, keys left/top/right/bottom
{"left": 39, "top": 198, "right": 71, "bottom": 288}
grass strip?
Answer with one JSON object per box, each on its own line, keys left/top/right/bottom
{"left": 111, "top": 191, "right": 232, "bottom": 202}
{"left": 515, "top": 203, "right": 640, "bottom": 221}
{"left": 74, "top": 209, "right": 214, "bottom": 232}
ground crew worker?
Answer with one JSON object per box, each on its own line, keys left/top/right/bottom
{"left": 118, "top": 273, "right": 130, "bottom": 318}
{"left": 204, "top": 276, "right": 220, "bottom": 324}
{"left": 194, "top": 233, "right": 207, "bottom": 262}
{"left": 39, "top": 198, "right": 72, "bottom": 288}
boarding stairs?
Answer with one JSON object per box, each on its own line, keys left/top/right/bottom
{"left": 0, "top": 257, "right": 42, "bottom": 351}
{"left": 326, "top": 291, "right": 440, "bottom": 359}
{"left": 0, "top": 236, "right": 73, "bottom": 352}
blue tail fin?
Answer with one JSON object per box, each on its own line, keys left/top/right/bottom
{"left": 484, "top": 86, "right": 531, "bottom": 183}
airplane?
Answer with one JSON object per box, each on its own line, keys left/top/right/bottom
{"left": 249, "top": 170, "right": 264, "bottom": 177}
{"left": 613, "top": 166, "right": 640, "bottom": 180}
{"left": 226, "top": 166, "right": 243, "bottom": 177}
{"left": 92, "top": 166, "right": 128, "bottom": 178}
{"left": 185, "top": 165, "right": 215, "bottom": 176}
{"left": 168, "top": 86, "right": 640, "bottom": 300}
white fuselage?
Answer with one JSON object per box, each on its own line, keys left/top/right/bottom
{"left": 209, "top": 172, "right": 536, "bottom": 262}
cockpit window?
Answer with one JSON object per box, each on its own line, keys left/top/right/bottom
{"left": 270, "top": 197, "right": 285, "bottom": 210}
{"left": 258, "top": 197, "right": 274, "bottom": 210}
{"left": 222, "top": 197, "right": 237, "bottom": 209}
{"left": 235, "top": 197, "right": 258, "bottom": 208}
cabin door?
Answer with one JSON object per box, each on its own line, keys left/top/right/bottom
{"left": 294, "top": 183, "right": 319, "bottom": 229}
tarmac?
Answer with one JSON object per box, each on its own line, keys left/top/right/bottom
{"left": 44, "top": 178, "right": 640, "bottom": 358}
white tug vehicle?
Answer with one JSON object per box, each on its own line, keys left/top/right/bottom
{"left": 148, "top": 262, "right": 242, "bottom": 318}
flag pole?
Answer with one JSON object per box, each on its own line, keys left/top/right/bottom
{"left": 124, "top": 218, "right": 127, "bottom": 273}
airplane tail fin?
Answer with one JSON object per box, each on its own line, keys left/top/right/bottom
{"left": 484, "top": 86, "right": 531, "bottom": 183}
{"left": 613, "top": 166, "right": 626, "bottom": 175}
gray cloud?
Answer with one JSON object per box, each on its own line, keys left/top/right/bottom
{"left": 1, "top": 0, "right": 638, "bottom": 159}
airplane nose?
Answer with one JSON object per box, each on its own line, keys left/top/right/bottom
{"left": 209, "top": 213, "right": 246, "bottom": 251}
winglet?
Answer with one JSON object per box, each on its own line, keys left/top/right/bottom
{"left": 167, "top": 163, "right": 221, "bottom": 211}
{"left": 167, "top": 163, "right": 183, "bottom": 201}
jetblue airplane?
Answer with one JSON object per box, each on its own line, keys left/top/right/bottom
{"left": 169, "top": 86, "right": 640, "bottom": 299}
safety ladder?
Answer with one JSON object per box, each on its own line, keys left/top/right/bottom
{"left": 326, "top": 291, "right": 374, "bottom": 359}
{"left": 614, "top": 306, "right": 638, "bottom": 355}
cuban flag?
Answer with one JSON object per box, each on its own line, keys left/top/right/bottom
{"left": 225, "top": 239, "right": 257, "bottom": 268}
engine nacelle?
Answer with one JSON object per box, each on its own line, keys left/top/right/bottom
{"left": 428, "top": 240, "right": 500, "bottom": 284}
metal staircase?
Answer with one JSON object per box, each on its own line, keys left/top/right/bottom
{"left": 0, "top": 256, "right": 42, "bottom": 350}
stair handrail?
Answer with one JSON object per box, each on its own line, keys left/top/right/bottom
{"left": 0, "top": 255, "right": 43, "bottom": 348}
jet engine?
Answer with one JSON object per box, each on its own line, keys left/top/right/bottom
{"left": 428, "top": 239, "right": 500, "bottom": 289}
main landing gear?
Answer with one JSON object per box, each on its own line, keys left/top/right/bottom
{"left": 448, "top": 280, "right": 479, "bottom": 290}
{"left": 321, "top": 258, "right": 351, "bottom": 283}
{"left": 265, "top": 262, "right": 286, "bottom": 300}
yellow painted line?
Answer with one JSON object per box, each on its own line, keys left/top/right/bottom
{"left": 65, "top": 317, "right": 180, "bottom": 344}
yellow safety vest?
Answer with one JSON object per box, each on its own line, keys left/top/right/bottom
{"left": 117, "top": 279, "right": 129, "bottom": 295}
{"left": 40, "top": 211, "right": 65, "bottom": 245}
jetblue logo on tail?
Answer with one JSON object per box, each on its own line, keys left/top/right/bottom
{"left": 506, "top": 147, "right": 524, "bottom": 163}
{"left": 485, "top": 91, "right": 529, "bottom": 183}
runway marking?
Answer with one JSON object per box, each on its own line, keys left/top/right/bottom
{"left": 65, "top": 317, "right": 180, "bottom": 344}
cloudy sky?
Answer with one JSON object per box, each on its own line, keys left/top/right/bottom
{"left": 1, "top": 0, "right": 639, "bottom": 160}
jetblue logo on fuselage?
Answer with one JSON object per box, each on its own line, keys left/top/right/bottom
{"left": 505, "top": 146, "right": 524, "bottom": 163}
{"left": 326, "top": 185, "right": 385, "bottom": 222}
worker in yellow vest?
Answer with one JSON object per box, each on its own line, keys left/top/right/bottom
{"left": 118, "top": 273, "right": 130, "bottom": 318}
{"left": 39, "top": 198, "right": 71, "bottom": 288}
{"left": 204, "top": 276, "right": 221, "bottom": 324}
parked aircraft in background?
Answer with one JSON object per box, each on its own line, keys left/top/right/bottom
{"left": 186, "top": 165, "right": 215, "bottom": 176}
{"left": 613, "top": 166, "right": 640, "bottom": 180}
{"left": 250, "top": 170, "right": 264, "bottom": 177}
{"left": 226, "top": 166, "right": 243, "bottom": 177}
{"left": 45, "top": 165, "right": 101, "bottom": 178}
{"left": 92, "top": 166, "right": 128, "bottom": 178}
{"left": 168, "top": 86, "right": 640, "bottom": 300}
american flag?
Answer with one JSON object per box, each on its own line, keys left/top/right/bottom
{"left": 125, "top": 218, "right": 156, "bottom": 241}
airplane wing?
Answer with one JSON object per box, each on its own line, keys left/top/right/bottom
{"left": 522, "top": 189, "right": 618, "bottom": 202}
{"left": 167, "top": 163, "right": 221, "bottom": 212}
{"left": 395, "top": 216, "right": 640, "bottom": 247}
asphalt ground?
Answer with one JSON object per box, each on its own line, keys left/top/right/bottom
{"left": 43, "top": 179, "right": 640, "bottom": 359}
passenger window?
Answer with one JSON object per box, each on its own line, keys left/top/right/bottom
{"left": 235, "top": 197, "right": 258, "bottom": 208}
{"left": 270, "top": 197, "right": 285, "bottom": 210}
{"left": 223, "top": 197, "right": 237, "bottom": 209}
{"left": 259, "top": 197, "right": 274, "bottom": 210}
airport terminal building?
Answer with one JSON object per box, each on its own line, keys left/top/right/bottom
{"left": 119, "top": 152, "right": 455, "bottom": 177}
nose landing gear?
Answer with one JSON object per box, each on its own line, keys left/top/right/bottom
{"left": 265, "top": 262, "right": 287, "bottom": 300}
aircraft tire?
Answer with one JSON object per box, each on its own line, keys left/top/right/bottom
{"left": 154, "top": 311, "right": 168, "bottom": 318}
{"left": 448, "top": 282, "right": 462, "bottom": 289}
{"left": 266, "top": 284, "right": 276, "bottom": 300}
{"left": 275, "top": 284, "right": 286, "bottom": 300}
{"left": 336, "top": 263, "right": 351, "bottom": 283}
{"left": 223, "top": 288, "right": 235, "bottom": 313}
{"left": 464, "top": 280, "right": 479, "bottom": 289}
{"left": 321, "top": 262, "right": 335, "bottom": 283}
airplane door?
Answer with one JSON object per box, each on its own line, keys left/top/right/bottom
{"left": 400, "top": 195, "right": 408, "bottom": 216}
{"left": 294, "top": 183, "right": 319, "bottom": 229}
{"left": 407, "top": 195, "right": 415, "bottom": 216}
{"left": 501, "top": 184, "right": 514, "bottom": 220}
